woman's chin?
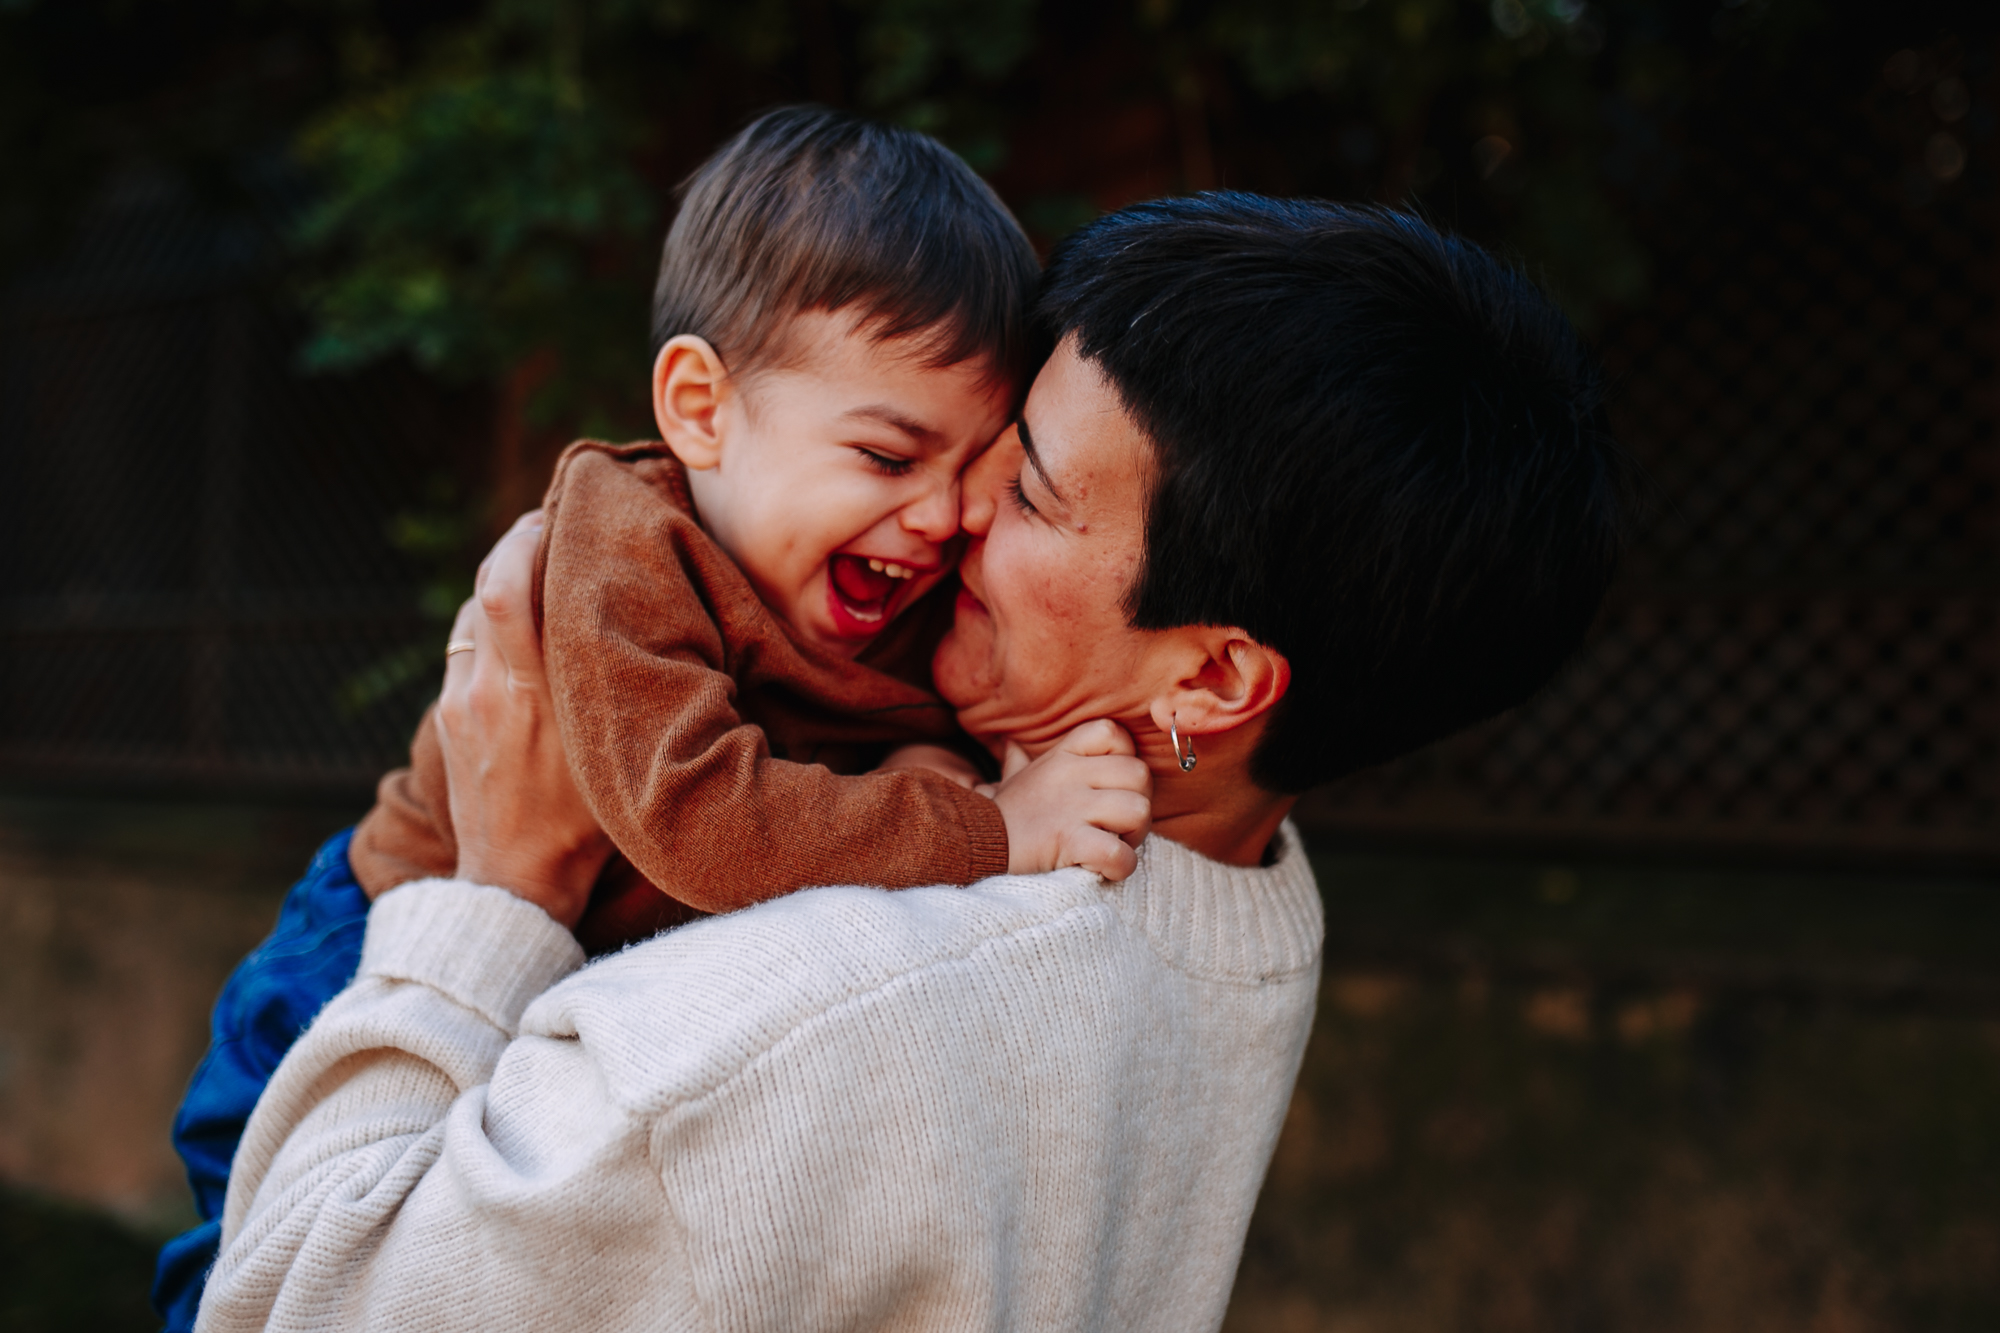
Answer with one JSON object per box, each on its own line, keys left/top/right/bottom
{"left": 930, "top": 657, "right": 985, "bottom": 714}
{"left": 930, "top": 628, "right": 991, "bottom": 710}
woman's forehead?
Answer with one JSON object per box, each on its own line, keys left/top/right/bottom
{"left": 1020, "top": 343, "right": 1153, "bottom": 524}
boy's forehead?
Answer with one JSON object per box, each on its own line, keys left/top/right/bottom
{"left": 839, "top": 402, "right": 942, "bottom": 445}
{"left": 761, "top": 308, "right": 1015, "bottom": 437}
{"left": 761, "top": 306, "right": 919, "bottom": 369}
{"left": 778, "top": 307, "right": 1010, "bottom": 384}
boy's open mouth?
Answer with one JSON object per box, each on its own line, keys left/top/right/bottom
{"left": 826, "top": 552, "right": 922, "bottom": 637}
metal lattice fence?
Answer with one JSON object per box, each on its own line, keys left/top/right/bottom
{"left": 5, "top": 57, "right": 1996, "bottom": 866}
{"left": 0, "top": 172, "right": 466, "bottom": 793}
{"left": 1302, "top": 54, "right": 2000, "bottom": 861}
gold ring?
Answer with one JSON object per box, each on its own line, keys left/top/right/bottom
{"left": 445, "top": 640, "right": 477, "bottom": 658}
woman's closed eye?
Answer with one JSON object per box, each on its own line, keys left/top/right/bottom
{"left": 1008, "top": 473, "right": 1039, "bottom": 517}
{"left": 855, "top": 446, "right": 916, "bottom": 477}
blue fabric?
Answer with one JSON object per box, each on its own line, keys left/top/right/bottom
{"left": 152, "top": 827, "right": 369, "bottom": 1331}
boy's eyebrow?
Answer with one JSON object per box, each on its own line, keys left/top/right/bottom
{"left": 842, "top": 404, "right": 941, "bottom": 445}
{"left": 1016, "top": 417, "right": 1067, "bottom": 506}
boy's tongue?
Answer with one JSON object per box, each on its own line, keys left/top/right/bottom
{"left": 830, "top": 553, "right": 896, "bottom": 622}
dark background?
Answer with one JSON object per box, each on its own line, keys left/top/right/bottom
{"left": 1, "top": 1, "right": 1996, "bottom": 1329}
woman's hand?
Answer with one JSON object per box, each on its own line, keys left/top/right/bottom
{"left": 435, "top": 511, "right": 611, "bottom": 928}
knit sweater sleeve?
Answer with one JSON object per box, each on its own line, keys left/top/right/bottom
{"left": 538, "top": 445, "right": 1008, "bottom": 914}
{"left": 194, "top": 880, "right": 702, "bottom": 1333}
{"left": 193, "top": 872, "right": 1116, "bottom": 1333}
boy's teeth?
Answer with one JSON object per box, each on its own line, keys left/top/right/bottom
{"left": 861, "top": 558, "right": 919, "bottom": 579}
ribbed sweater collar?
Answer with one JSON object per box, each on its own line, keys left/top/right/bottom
{"left": 1106, "top": 820, "right": 1324, "bottom": 984}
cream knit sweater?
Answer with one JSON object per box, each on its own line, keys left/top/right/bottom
{"left": 197, "top": 823, "right": 1324, "bottom": 1333}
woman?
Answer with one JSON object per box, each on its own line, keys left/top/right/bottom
{"left": 195, "top": 195, "right": 1623, "bottom": 1331}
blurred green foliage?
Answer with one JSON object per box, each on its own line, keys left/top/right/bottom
{"left": 0, "top": 0, "right": 1847, "bottom": 725}
{"left": 293, "top": 68, "right": 653, "bottom": 411}
{"left": 284, "top": 0, "right": 1059, "bottom": 435}
{"left": 277, "top": 0, "right": 1827, "bottom": 432}
{"left": 0, "top": 0, "right": 1828, "bottom": 437}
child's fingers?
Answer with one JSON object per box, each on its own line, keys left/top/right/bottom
{"left": 1073, "top": 753, "right": 1152, "bottom": 797}
{"left": 1065, "top": 827, "right": 1140, "bottom": 882}
{"left": 1054, "top": 718, "right": 1136, "bottom": 759}
{"left": 1080, "top": 787, "right": 1152, "bottom": 841}
{"left": 1044, "top": 752, "right": 1150, "bottom": 801}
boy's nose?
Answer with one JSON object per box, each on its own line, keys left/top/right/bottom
{"left": 900, "top": 475, "right": 960, "bottom": 543}
{"left": 956, "top": 430, "right": 1014, "bottom": 539}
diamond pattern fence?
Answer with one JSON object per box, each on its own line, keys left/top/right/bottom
{"left": 0, "top": 178, "right": 471, "bottom": 793}
{"left": 4, "top": 54, "right": 1996, "bottom": 866}
{"left": 1302, "top": 51, "right": 2000, "bottom": 862}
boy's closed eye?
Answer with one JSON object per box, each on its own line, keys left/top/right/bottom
{"left": 854, "top": 446, "right": 917, "bottom": 477}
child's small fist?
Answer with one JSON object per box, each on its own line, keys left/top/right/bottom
{"left": 990, "top": 719, "right": 1154, "bottom": 881}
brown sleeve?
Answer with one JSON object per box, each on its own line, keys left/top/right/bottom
{"left": 347, "top": 703, "right": 457, "bottom": 898}
{"left": 542, "top": 450, "right": 1009, "bottom": 915}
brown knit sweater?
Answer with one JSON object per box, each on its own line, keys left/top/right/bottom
{"left": 349, "top": 441, "right": 1010, "bottom": 954}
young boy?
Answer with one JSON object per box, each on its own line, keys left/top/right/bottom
{"left": 155, "top": 106, "right": 1145, "bottom": 1328}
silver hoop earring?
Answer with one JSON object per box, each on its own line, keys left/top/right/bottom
{"left": 1170, "top": 712, "right": 1197, "bottom": 773}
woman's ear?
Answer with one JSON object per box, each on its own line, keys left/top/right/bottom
{"left": 652, "top": 335, "right": 731, "bottom": 471}
{"left": 1147, "top": 630, "right": 1292, "bottom": 746}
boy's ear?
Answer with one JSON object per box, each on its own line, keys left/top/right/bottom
{"left": 653, "top": 335, "right": 731, "bottom": 471}
{"left": 1147, "top": 629, "right": 1291, "bottom": 748}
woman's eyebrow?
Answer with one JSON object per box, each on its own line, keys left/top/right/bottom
{"left": 842, "top": 404, "right": 940, "bottom": 446}
{"left": 1016, "top": 418, "right": 1068, "bottom": 505}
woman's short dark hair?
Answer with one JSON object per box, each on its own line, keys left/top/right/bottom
{"left": 654, "top": 106, "right": 1039, "bottom": 386}
{"left": 1039, "top": 194, "right": 1632, "bottom": 793}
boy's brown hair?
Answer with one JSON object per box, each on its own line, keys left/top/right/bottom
{"left": 652, "top": 105, "right": 1040, "bottom": 388}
